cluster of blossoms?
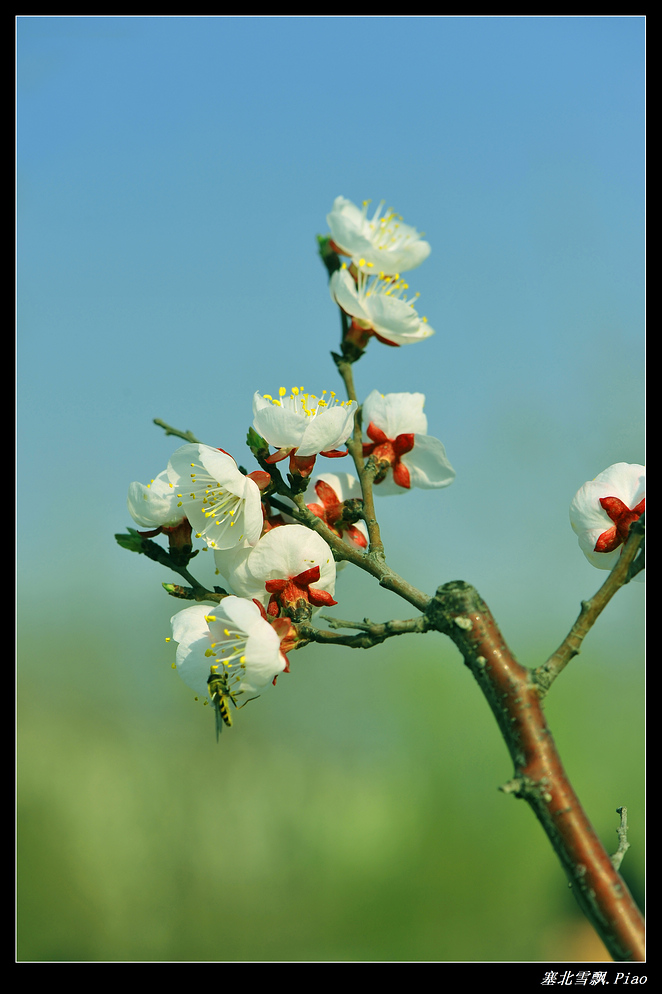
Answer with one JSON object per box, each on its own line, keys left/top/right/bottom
{"left": 124, "top": 195, "right": 643, "bottom": 735}
{"left": 326, "top": 196, "right": 434, "bottom": 350}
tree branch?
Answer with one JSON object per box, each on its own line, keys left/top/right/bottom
{"left": 153, "top": 418, "right": 200, "bottom": 444}
{"left": 534, "top": 516, "right": 645, "bottom": 695}
{"left": 332, "top": 351, "right": 385, "bottom": 559}
{"left": 296, "top": 614, "right": 429, "bottom": 650}
{"left": 115, "top": 529, "right": 225, "bottom": 603}
{"left": 424, "top": 580, "right": 645, "bottom": 962}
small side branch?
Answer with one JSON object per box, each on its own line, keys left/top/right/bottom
{"left": 534, "top": 516, "right": 645, "bottom": 694}
{"left": 611, "top": 807, "right": 631, "bottom": 873}
{"left": 153, "top": 418, "right": 200, "bottom": 444}
{"left": 296, "top": 614, "right": 428, "bottom": 650}
{"left": 162, "top": 582, "right": 226, "bottom": 604}
{"left": 115, "top": 528, "right": 224, "bottom": 603}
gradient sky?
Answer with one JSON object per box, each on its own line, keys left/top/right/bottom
{"left": 18, "top": 15, "right": 644, "bottom": 691}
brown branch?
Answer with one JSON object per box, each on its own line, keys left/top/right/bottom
{"left": 296, "top": 615, "right": 428, "bottom": 650}
{"left": 425, "top": 580, "right": 645, "bottom": 962}
{"left": 162, "top": 582, "right": 226, "bottom": 604}
{"left": 332, "top": 352, "right": 385, "bottom": 558}
{"left": 267, "top": 491, "right": 429, "bottom": 613}
{"left": 534, "top": 516, "right": 645, "bottom": 694}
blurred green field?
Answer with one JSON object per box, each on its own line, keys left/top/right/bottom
{"left": 18, "top": 600, "right": 643, "bottom": 963}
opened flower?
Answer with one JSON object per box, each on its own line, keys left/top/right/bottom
{"left": 169, "top": 596, "right": 290, "bottom": 708}
{"left": 214, "top": 524, "right": 337, "bottom": 622}
{"left": 128, "top": 469, "right": 187, "bottom": 529}
{"left": 253, "top": 387, "right": 357, "bottom": 477}
{"left": 327, "top": 196, "right": 430, "bottom": 275}
{"left": 330, "top": 266, "right": 434, "bottom": 348}
{"left": 167, "top": 443, "right": 267, "bottom": 551}
{"left": 127, "top": 469, "right": 193, "bottom": 555}
{"left": 570, "top": 463, "right": 645, "bottom": 577}
{"left": 362, "top": 390, "right": 455, "bottom": 495}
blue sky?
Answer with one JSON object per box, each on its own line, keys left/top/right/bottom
{"left": 18, "top": 14, "right": 644, "bottom": 688}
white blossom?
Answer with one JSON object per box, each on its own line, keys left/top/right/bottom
{"left": 214, "top": 524, "right": 337, "bottom": 619}
{"left": 170, "top": 597, "right": 288, "bottom": 703}
{"left": 167, "top": 443, "right": 263, "bottom": 550}
{"left": 330, "top": 266, "right": 434, "bottom": 346}
{"left": 327, "top": 196, "right": 430, "bottom": 275}
{"left": 362, "top": 390, "right": 455, "bottom": 495}
{"left": 570, "top": 463, "right": 645, "bottom": 578}
{"left": 127, "top": 470, "right": 186, "bottom": 529}
{"left": 253, "top": 386, "right": 356, "bottom": 475}
{"left": 307, "top": 472, "right": 368, "bottom": 551}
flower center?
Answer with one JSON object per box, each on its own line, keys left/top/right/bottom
{"left": 178, "top": 466, "right": 244, "bottom": 535}
{"left": 202, "top": 614, "right": 248, "bottom": 692}
{"left": 260, "top": 386, "right": 352, "bottom": 418}
{"left": 362, "top": 199, "right": 423, "bottom": 252}
{"left": 353, "top": 266, "right": 419, "bottom": 307}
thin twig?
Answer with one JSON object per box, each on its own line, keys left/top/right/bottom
{"left": 153, "top": 418, "right": 200, "bottom": 444}
{"left": 297, "top": 615, "right": 428, "bottom": 650}
{"left": 116, "top": 529, "right": 224, "bottom": 603}
{"left": 332, "top": 351, "right": 385, "bottom": 559}
{"left": 319, "top": 614, "right": 374, "bottom": 630}
{"left": 611, "top": 807, "right": 631, "bottom": 872}
{"left": 534, "top": 516, "right": 645, "bottom": 694}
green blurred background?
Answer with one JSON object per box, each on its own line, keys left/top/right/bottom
{"left": 18, "top": 572, "right": 644, "bottom": 962}
{"left": 18, "top": 16, "right": 644, "bottom": 961}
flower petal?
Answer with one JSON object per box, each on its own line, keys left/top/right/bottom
{"left": 402, "top": 434, "right": 456, "bottom": 489}
{"left": 362, "top": 390, "right": 428, "bottom": 437}
{"left": 127, "top": 470, "right": 185, "bottom": 528}
{"left": 569, "top": 463, "right": 645, "bottom": 578}
{"left": 168, "top": 444, "right": 262, "bottom": 550}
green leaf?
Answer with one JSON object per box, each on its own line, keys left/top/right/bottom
{"left": 246, "top": 426, "right": 270, "bottom": 459}
{"left": 317, "top": 234, "right": 341, "bottom": 277}
{"left": 114, "top": 528, "right": 147, "bottom": 554}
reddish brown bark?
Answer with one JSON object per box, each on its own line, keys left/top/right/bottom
{"left": 425, "top": 581, "right": 645, "bottom": 962}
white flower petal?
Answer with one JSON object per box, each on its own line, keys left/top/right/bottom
{"left": 329, "top": 269, "right": 371, "bottom": 323}
{"left": 330, "top": 268, "right": 434, "bottom": 346}
{"left": 327, "top": 196, "right": 431, "bottom": 274}
{"left": 213, "top": 542, "right": 257, "bottom": 598}
{"left": 170, "top": 603, "right": 216, "bottom": 699}
{"left": 403, "top": 434, "right": 456, "bottom": 489}
{"left": 170, "top": 597, "right": 286, "bottom": 702}
{"left": 127, "top": 470, "right": 184, "bottom": 528}
{"left": 252, "top": 397, "right": 307, "bottom": 449}
{"left": 569, "top": 463, "right": 645, "bottom": 578}
{"left": 363, "top": 292, "right": 434, "bottom": 345}
{"left": 362, "top": 390, "right": 428, "bottom": 436}
{"left": 247, "top": 525, "right": 336, "bottom": 594}
{"left": 253, "top": 390, "right": 356, "bottom": 457}
{"left": 167, "top": 443, "right": 262, "bottom": 550}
